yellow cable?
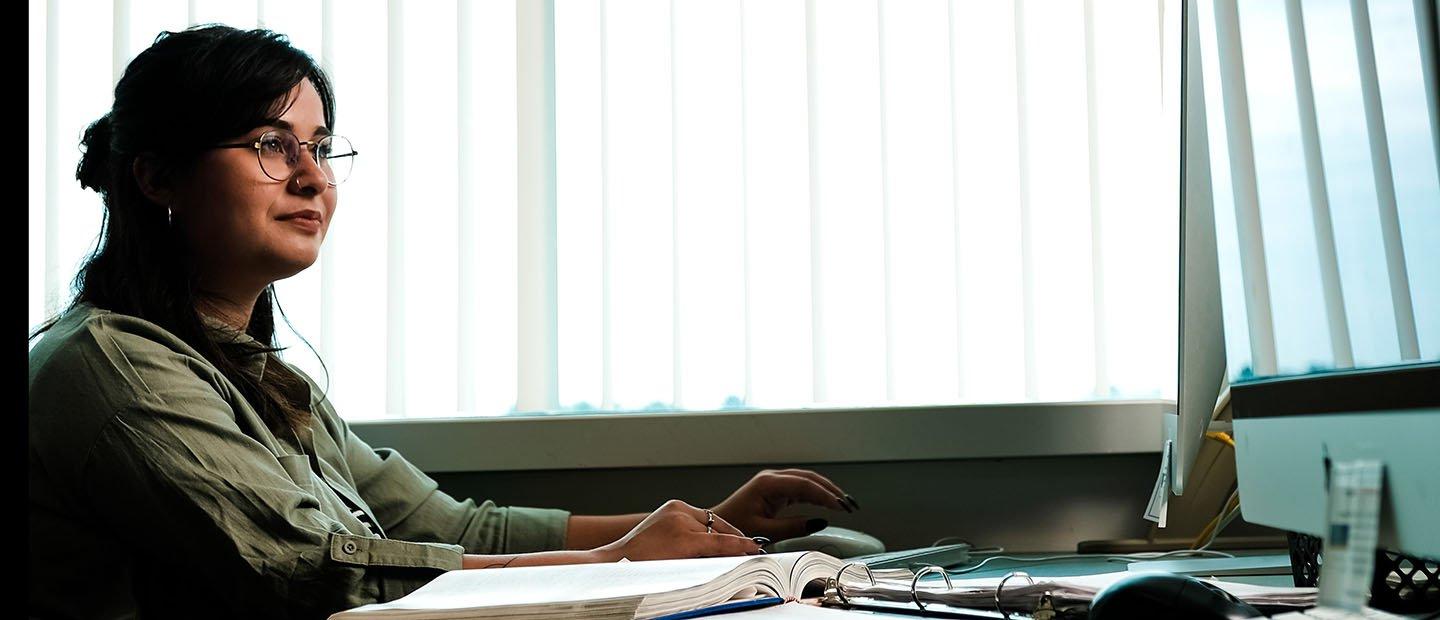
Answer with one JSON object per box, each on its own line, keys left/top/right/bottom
{"left": 1184, "top": 434, "right": 1239, "bottom": 549}
{"left": 1191, "top": 489, "right": 1241, "bottom": 549}
{"left": 1206, "top": 431, "right": 1235, "bottom": 449}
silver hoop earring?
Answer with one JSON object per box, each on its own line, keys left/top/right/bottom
{"left": 166, "top": 206, "right": 173, "bottom": 225}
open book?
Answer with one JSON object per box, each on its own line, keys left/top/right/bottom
{"left": 328, "top": 552, "right": 857, "bottom": 620}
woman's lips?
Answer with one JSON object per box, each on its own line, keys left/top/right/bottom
{"left": 278, "top": 213, "right": 323, "bottom": 233}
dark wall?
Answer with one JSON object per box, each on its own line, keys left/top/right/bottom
{"left": 431, "top": 453, "right": 1170, "bottom": 552}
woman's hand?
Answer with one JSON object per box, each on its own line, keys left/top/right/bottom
{"left": 710, "top": 469, "right": 857, "bottom": 541}
{"left": 594, "top": 499, "right": 763, "bottom": 562}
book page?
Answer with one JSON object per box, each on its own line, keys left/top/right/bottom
{"left": 335, "top": 554, "right": 782, "bottom": 618}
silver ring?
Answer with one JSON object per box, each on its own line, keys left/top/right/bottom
{"left": 910, "top": 565, "right": 953, "bottom": 610}
{"left": 994, "top": 571, "right": 1035, "bottom": 619}
{"left": 705, "top": 510, "right": 715, "bottom": 534}
{"left": 833, "top": 562, "right": 875, "bottom": 605}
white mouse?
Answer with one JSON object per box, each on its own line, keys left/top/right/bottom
{"left": 768, "top": 526, "right": 886, "bottom": 558}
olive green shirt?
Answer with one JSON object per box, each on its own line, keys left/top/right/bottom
{"left": 29, "top": 303, "right": 570, "bottom": 619}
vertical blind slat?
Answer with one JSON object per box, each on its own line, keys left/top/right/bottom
{"left": 740, "top": 0, "right": 753, "bottom": 404}
{"left": 319, "top": 0, "right": 335, "bottom": 373}
{"left": 386, "top": 0, "right": 405, "bottom": 415}
{"left": 1349, "top": 0, "right": 1420, "bottom": 361}
{"left": 113, "top": 0, "right": 129, "bottom": 85}
{"left": 45, "top": 0, "right": 60, "bottom": 320}
{"left": 598, "top": 0, "right": 613, "bottom": 409}
{"left": 804, "top": 0, "right": 825, "bottom": 404}
{"left": 946, "top": 0, "right": 964, "bottom": 399}
{"left": 1083, "top": 0, "right": 1107, "bottom": 398}
{"left": 457, "top": 0, "right": 475, "bottom": 414}
{"left": 516, "top": 0, "right": 559, "bottom": 412}
{"left": 1212, "top": 0, "right": 1278, "bottom": 376}
{"left": 1013, "top": 0, "right": 1038, "bottom": 399}
{"left": 1417, "top": 0, "right": 1440, "bottom": 194}
{"left": 28, "top": 0, "right": 46, "bottom": 332}
{"left": 1284, "top": 0, "right": 1353, "bottom": 369}
{"left": 876, "top": 0, "right": 894, "bottom": 402}
{"left": 669, "top": 0, "right": 682, "bottom": 409}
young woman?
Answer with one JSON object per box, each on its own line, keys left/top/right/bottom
{"left": 28, "top": 25, "right": 857, "bottom": 619}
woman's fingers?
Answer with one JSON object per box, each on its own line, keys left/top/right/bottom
{"left": 771, "top": 469, "right": 855, "bottom": 510}
{"left": 705, "top": 510, "right": 747, "bottom": 537}
{"left": 765, "top": 472, "right": 852, "bottom": 513}
{"left": 697, "top": 532, "right": 765, "bottom": 557}
{"left": 673, "top": 500, "right": 747, "bottom": 537}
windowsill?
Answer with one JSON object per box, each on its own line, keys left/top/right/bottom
{"left": 348, "top": 399, "right": 1173, "bottom": 473}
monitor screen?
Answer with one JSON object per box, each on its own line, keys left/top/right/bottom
{"left": 1191, "top": 0, "right": 1440, "bottom": 384}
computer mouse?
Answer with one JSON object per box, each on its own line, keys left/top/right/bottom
{"left": 1089, "top": 571, "right": 1263, "bottom": 620}
{"left": 768, "top": 526, "right": 886, "bottom": 558}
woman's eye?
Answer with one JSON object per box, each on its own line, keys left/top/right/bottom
{"left": 259, "top": 137, "right": 286, "bottom": 154}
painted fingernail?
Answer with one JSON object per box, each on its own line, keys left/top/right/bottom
{"left": 844, "top": 494, "right": 861, "bottom": 510}
{"left": 836, "top": 496, "right": 853, "bottom": 513}
{"left": 806, "top": 518, "right": 829, "bottom": 534}
{"left": 752, "top": 536, "right": 771, "bottom": 545}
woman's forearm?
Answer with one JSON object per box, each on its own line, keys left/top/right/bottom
{"left": 563, "top": 513, "right": 648, "bottom": 550}
{"left": 460, "top": 548, "right": 618, "bottom": 569}
{"left": 458, "top": 513, "right": 655, "bottom": 568}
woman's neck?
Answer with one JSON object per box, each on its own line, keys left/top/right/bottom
{"left": 197, "top": 289, "right": 259, "bottom": 331}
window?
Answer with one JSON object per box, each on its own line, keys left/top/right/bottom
{"left": 29, "top": 0, "right": 1181, "bottom": 420}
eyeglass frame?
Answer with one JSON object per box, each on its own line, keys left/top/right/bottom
{"left": 209, "top": 128, "right": 358, "bottom": 187}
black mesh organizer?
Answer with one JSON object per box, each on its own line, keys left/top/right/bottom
{"left": 1287, "top": 531, "right": 1440, "bottom": 613}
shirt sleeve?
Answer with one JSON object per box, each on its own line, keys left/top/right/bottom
{"left": 81, "top": 369, "right": 464, "bottom": 617}
{"left": 327, "top": 411, "right": 571, "bottom": 555}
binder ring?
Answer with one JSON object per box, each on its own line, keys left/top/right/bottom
{"left": 909, "top": 565, "right": 953, "bottom": 610}
{"left": 994, "top": 571, "right": 1035, "bottom": 619}
{"left": 832, "top": 562, "right": 875, "bottom": 605}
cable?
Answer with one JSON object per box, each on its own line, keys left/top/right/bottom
{"left": 1205, "top": 430, "right": 1235, "bottom": 449}
{"left": 1197, "top": 504, "right": 1244, "bottom": 552}
{"left": 1192, "top": 488, "right": 1241, "bottom": 549}
{"left": 1105, "top": 549, "right": 1237, "bottom": 561}
{"left": 927, "top": 537, "right": 1004, "bottom": 556}
{"left": 947, "top": 549, "right": 1234, "bottom": 575}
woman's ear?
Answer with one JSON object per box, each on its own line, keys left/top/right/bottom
{"left": 132, "top": 154, "right": 175, "bottom": 206}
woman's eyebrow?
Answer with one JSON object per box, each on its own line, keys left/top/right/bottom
{"left": 268, "top": 119, "right": 332, "bottom": 138}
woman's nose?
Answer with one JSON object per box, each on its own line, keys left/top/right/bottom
{"left": 289, "top": 147, "right": 330, "bottom": 194}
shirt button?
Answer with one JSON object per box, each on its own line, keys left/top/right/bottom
{"left": 342, "top": 541, "right": 358, "bottom": 555}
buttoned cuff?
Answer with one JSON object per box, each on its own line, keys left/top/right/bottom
{"left": 328, "top": 533, "right": 464, "bottom": 570}
{"left": 501, "top": 506, "right": 570, "bottom": 553}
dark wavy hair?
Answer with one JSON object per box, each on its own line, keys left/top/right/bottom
{"left": 32, "top": 24, "right": 336, "bottom": 433}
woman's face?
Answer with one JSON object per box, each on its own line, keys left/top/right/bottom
{"left": 173, "top": 78, "right": 337, "bottom": 292}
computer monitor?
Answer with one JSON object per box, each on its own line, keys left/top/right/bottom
{"left": 1171, "top": 0, "right": 1228, "bottom": 498}
{"left": 1186, "top": 0, "right": 1440, "bottom": 564}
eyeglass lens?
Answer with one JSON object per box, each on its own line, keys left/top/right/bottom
{"left": 257, "top": 130, "right": 355, "bottom": 185}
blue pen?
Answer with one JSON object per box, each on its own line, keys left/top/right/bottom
{"left": 651, "top": 596, "right": 786, "bottom": 620}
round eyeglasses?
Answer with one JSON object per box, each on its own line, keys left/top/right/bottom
{"left": 211, "top": 129, "right": 358, "bottom": 186}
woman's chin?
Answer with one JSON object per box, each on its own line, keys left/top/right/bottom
{"left": 266, "top": 248, "right": 322, "bottom": 281}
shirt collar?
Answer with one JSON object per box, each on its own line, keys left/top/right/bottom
{"left": 198, "top": 313, "right": 269, "bottom": 377}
